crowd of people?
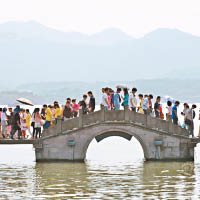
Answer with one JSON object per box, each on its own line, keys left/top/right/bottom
{"left": 0, "top": 87, "right": 199, "bottom": 140}
{"left": 0, "top": 91, "right": 95, "bottom": 140}
{"left": 101, "top": 87, "right": 198, "bottom": 137}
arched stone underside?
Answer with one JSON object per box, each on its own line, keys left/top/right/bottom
{"left": 95, "top": 131, "right": 133, "bottom": 142}
{"left": 35, "top": 122, "right": 196, "bottom": 162}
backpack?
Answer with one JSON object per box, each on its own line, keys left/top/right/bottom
{"left": 63, "top": 106, "right": 72, "bottom": 118}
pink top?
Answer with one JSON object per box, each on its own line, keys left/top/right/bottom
{"left": 35, "top": 113, "right": 42, "bottom": 123}
{"left": 107, "top": 95, "right": 111, "bottom": 109}
{"left": 108, "top": 95, "right": 111, "bottom": 104}
{"left": 72, "top": 104, "right": 80, "bottom": 112}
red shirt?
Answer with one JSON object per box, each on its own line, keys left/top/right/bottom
{"left": 149, "top": 100, "right": 152, "bottom": 107}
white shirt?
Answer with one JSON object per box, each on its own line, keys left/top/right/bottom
{"left": 186, "top": 109, "right": 193, "bottom": 121}
{"left": 129, "top": 93, "right": 134, "bottom": 108}
{"left": 167, "top": 106, "right": 172, "bottom": 115}
{"left": 129, "top": 93, "right": 137, "bottom": 108}
{"left": 102, "top": 93, "right": 108, "bottom": 106}
{"left": 1, "top": 112, "right": 7, "bottom": 121}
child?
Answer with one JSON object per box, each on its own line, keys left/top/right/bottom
{"left": 21, "top": 118, "right": 27, "bottom": 139}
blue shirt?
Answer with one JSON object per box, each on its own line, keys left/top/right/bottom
{"left": 114, "top": 93, "right": 120, "bottom": 107}
{"left": 143, "top": 98, "right": 149, "bottom": 110}
{"left": 172, "top": 105, "right": 177, "bottom": 119}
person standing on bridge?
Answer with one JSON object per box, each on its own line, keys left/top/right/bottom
{"left": 166, "top": 101, "right": 172, "bottom": 121}
{"left": 102, "top": 87, "right": 110, "bottom": 110}
{"left": 62, "top": 101, "right": 72, "bottom": 119}
{"left": 138, "top": 94, "right": 144, "bottom": 114}
{"left": 148, "top": 94, "right": 153, "bottom": 115}
{"left": 154, "top": 96, "right": 161, "bottom": 118}
{"left": 1, "top": 108, "right": 8, "bottom": 139}
{"left": 54, "top": 103, "right": 61, "bottom": 124}
{"left": 113, "top": 88, "right": 121, "bottom": 110}
{"left": 25, "top": 109, "right": 32, "bottom": 138}
{"left": 122, "top": 88, "right": 129, "bottom": 109}
{"left": 41, "top": 105, "right": 47, "bottom": 121}
{"left": 34, "top": 108, "right": 42, "bottom": 138}
{"left": 88, "top": 91, "right": 95, "bottom": 112}
{"left": 44, "top": 105, "right": 53, "bottom": 129}
{"left": 10, "top": 107, "right": 22, "bottom": 140}
{"left": 172, "top": 101, "right": 180, "bottom": 125}
{"left": 7, "top": 108, "right": 13, "bottom": 137}
{"left": 129, "top": 88, "right": 137, "bottom": 112}
{"left": 184, "top": 104, "right": 193, "bottom": 137}
{"left": 72, "top": 99, "right": 79, "bottom": 117}
{"left": 108, "top": 89, "right": 112, "bottom": 110}
{"left": 143, "top": 95, "right": 149, "bottom": 115}
{"left": 80, "top": 95, "right": 88, "bottom": 114}
{"left": 110, "top": 89, "right": 115, "bottom": 110}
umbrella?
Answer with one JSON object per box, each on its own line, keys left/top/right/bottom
{"left": 116, "top": 84, "right": 129, "bottom": 90}
{"left": 16, "top": 98, "right": 34, "bottom": 106}
{"left": 163, "top": 96, "right": 175, "bottom": 104}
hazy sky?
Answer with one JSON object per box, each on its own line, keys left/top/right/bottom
{"left": 0, "top": 0, "right": 200, "bottom": 37}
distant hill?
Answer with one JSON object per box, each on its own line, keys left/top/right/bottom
{"left": 0, "top": 21, "right": 133, "bottom": 45}
{"left": 0, "top": 21, "right": 200, "bottom": 85}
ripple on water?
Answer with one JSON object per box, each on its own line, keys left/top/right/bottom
{"left": 0, "top": 146, "right": 200, "bottom": 199}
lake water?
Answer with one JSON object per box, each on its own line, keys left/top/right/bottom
{"left": 1, "top": 137, "right": 200, "bottom": 199}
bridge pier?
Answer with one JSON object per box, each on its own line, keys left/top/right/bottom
{"left": 35, "top": 137, "right": 196, "bottom": 162}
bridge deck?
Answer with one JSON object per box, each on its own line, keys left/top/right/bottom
{"left": 0, "top": 138, "right": 199, "bottom": 145}
{"left": 0, "top": 139, "right": 38, "bottom": 144}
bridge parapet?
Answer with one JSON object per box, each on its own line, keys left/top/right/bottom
{"left": 43, "top": 108, "right": 188, "bottom": 138}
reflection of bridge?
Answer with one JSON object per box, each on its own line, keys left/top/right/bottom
{"left": 0, "top": 108, "right": 199, "bottom": 162}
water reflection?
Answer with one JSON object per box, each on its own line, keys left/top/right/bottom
{"left": 1, "top": 161, "right": 200, "bottom": 199}
{"left": 0, "top": 143, "right": 200, "bottom": 199}
{"left": 34, "top": 163, "right": 89, "bottom": 199}
{"left": 142, "top": 162, "right": 196, "bottom": 199}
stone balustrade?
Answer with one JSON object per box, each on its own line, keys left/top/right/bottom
{"left": 44, "top": 107, "right": 188, "bottom": 138}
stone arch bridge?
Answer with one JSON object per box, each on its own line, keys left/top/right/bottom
{"left": 33, "top": 108, "right": 198, "bottom": 162}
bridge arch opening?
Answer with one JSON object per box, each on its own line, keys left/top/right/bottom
{"left": 86, "top": 132, "right": 145, "bottom": 163}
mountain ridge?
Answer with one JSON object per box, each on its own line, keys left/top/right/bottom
{"left": 0, "top": 21, "right": 200, "bottom": 85}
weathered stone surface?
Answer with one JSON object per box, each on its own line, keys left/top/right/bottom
{"left": 35, "top": 109, "right": 198, "bottom": 162}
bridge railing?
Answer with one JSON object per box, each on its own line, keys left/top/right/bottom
{"left": 43, "top": 107, "right": 188, "bottom": 138}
